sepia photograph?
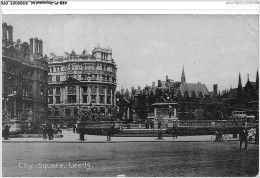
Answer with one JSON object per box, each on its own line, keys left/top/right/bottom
{"left": 2, "top": 13, "right": 259, "bottom": 177}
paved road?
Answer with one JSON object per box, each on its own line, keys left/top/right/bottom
{"left": 2, "top": 141, "right": 258, "bottom": 177}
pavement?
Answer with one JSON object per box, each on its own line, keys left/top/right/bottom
{"left": 2, "top": 129, "right": 240, "bottom": 143}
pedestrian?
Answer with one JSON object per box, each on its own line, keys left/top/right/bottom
{"left": 79, "top": 125, "right": 85, "bottom": 141}
{"left": 158, "top": 121, "right": 161, "bottom": 130}
{"left": 150, "top": 121, "right": 154, "bottom": 130}
{"left": 240, "top": 125, "right": 248, "bottom": 150}
{"left": 73, "top": 124, "right": 76, "bottom": 133}
{"left": 50, "top": 126, "right": 54, "bottom": 140}
{"left": 42, "top": 125, "right": 47, "bottom": 139}
{"left": 172, "top": 124, "right": 178, "bottom": 139}
{"left": 107, "top": 123, "right": 115, "bottom": 141}
{"left": 215, "top": 125, "right": 223, "bottom": 142}
{"left": 4, "top": 123, "right": 10, "bottom": 140}
{"left": 47, "top": 124, "right": 53, "bottom": 140}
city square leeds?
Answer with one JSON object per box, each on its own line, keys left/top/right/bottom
{"left": 2, "top": 22, "right": 259, "bottom": 135}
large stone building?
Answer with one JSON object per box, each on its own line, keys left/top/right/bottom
{"left": 2, "top": 22, "right": 49, "bottom": 125}
{"left": 48, "top": 45, "right": 117, "bottom": 124}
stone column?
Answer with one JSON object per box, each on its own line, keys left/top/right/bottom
{"left": 110, "top": 89, "right": 113, "bottom": 105}
{"left": 76, "top": 86, "right": 79, "bottom": 103}
{"left": 105, "top": 87, "right": 107, "bottom": 104}
{"left": 60, "top": 87, "right": 64, "bottom": 103}
{"left": 53, "top": 87, "right": 56, "bottom": 104}
{"left": 80, "top": 86, "right": 83, "bottom": 104}
{"left": 174, "top": 108, "right": 177, "bottom": 118}
{"left": 96, "top": 87, "right": 100, "bottom": 104}
{"left": 88, "top": 87, "right": 91, "bottom": 104}
{"left": 65, "top": 86, "right": 68, "bottom": 103}
{"left": 114, "top": 89, "right": 116, "bottom": 106}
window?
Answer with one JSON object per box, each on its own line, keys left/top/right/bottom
{"left": 107, "top": 88, "right": 111, "bottom": 94}
{"left": 48, "top": 97, "right": 53, "bottom": 104}
{"left": 99, "top": 87, "right": 104, "bottom": 94}
{"left": 91, "top": 95, "right": 96, "bottom": 103}
{"left": 100, "top": 96, "right": 105, "bottom": 103}
{"left": 82, "top": 86, "right": 88, "bottom": 93}
{"left": 107, "top": 96, "right": 111, "bottom": 104}
{"left": 49, "top": 88, "right": 53, "bottom": 95}
{"left": 74, "top": 108, "right": 78, "bottom": 116}
{"left": 40, "top": 86, "right": 45, "bottom": 99}
{"left": 66, "top": 109, "right": 70, "bottom": 117}
{"left": 56, "top": 96, "right": 61, "bottom": 104}
{"left": 56, "top": 87, "right": 61, "bottom": 94}
{"left": 68, "top": 86, "right": 76, "bottom": 94}
{"left": 82, "top": 74, "right": 88, "bottom": 80}
{"left": 91, "top": 86, "right": 96, "bottom": 94}
{"left": 56, "top": 75, "right": 60, "bottom": 82}
{"left": 68, "top": 95, "right": 76, "bottom": 103}
{"left": 83, "top": 95, "right": 88, "bottom": 103}
{"left": 48, "top": 75, "right": 52, "bottom": 82}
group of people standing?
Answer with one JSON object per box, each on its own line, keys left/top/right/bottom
{"left": 42, "top": 124, "right": 54, "bottom": 140}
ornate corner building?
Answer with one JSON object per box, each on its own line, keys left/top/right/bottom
{"left": 47, "top": 45, "right": 117, "bottom": 124}
{"left": 2, "top": 22, "right": 48, "bottom": 123}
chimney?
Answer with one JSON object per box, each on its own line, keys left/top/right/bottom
{"left": 152, "top": 82, "right": 155, "bottom": 88}
{"left": 30, "top": 38, "right": 34, "bottom": 54}
{"left": 213, "top": 84, "right": 218, "bottom": 94}
{"left": 158, "top": 80, "right": 162, "bottom": 87}
{"left": 34, "top": 38, "right": 38, "bottom": 56}
{"left": 8, "top": 25, "right": 13, "bottom": 42}
{"left": 39, "top": 39, "right": 43, "bottom": 56}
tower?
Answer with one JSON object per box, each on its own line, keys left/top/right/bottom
{"left": 181, "top": 66, "right": 186, "bottom": 83}
{"left": 237, "top": 72, "right": 243, "bottom": 101}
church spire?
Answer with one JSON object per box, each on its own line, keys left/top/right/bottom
{"left": 238, "top": 72, "right": 242, "bottom": 86}
{"left": 238, "top": 72, "right": 242, "bottom": 101}
{"left": 181, "top": 66, "right": 186, "bottom": 83}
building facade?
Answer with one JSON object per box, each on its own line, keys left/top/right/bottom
{"left": 48, "top": 45, "right": 117, "bottom": 124}
{"left": 2, "top": 22, "right": 48, "bottom": 124}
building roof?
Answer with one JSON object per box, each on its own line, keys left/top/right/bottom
{"left": 179, "top": 82, "right": 209, "bottom": 97}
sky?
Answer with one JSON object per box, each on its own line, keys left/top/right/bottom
{"left": 2, "top": 14, "right": 259, "bottom": 92}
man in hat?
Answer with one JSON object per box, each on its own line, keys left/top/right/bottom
{"left": 240, "top": 125, "right": 248, "bottom": 150}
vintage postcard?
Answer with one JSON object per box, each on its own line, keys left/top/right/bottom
{"left": 1, "top": 1, "right": 259, "bottom": 177}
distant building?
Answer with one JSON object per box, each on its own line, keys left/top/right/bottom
{"left": 226, "top": 71, "right": 259, "bottom": 103}
{"left": 155, "top": 67, "right": 210, "bottom": 99}
{"left": 2, "top": 22, "right": 48, "bottom": 124}
{"left": 47, "top": 45, "right": 117, "bottom": 124}
{"left": 130, "top": 66, "right": 210, "bottom": 121}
